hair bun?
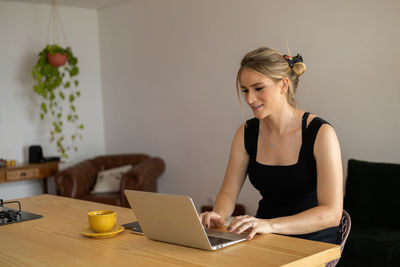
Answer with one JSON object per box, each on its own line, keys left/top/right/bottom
{"left": 292, "top": 62, "right": 306, "bottom": 76}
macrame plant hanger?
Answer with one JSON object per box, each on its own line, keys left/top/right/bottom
{"left": 32, "top": 0, "right": 83, "bottom": 160}
{"left": 46, "top": 0, "right": 68, "bottom": 47}
{"left": 286, "top": 41, "right": 292, "bottom": 57}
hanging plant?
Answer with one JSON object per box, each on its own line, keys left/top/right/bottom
{"left": 32, "top": 44, "right": 84, "bottom": 159}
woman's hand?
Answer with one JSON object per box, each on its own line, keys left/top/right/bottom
{"left": 227, "top": 215, "right": 272, "bottom": 240}
{"left": 199, "top": 211, "right": 225, "bottom": 229}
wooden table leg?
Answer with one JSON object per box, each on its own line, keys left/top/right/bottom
{"left": 42, "top": 177, "right": 48, "bottom": 194}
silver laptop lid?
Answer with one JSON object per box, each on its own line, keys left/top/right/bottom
{"left": 124, "top": 190, "right": 213, "bottom": 250}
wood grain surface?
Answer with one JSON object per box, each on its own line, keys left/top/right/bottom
{"left": 0, "top": 194, "right": 340, "bottom": 266}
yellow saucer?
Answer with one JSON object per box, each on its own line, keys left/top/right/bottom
{"left": 81, "top": 225, "right": 124, "bottom": 238}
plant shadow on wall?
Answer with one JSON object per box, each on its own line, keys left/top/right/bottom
{"left": 32, "top": 44, "right": 84, "bottom": 159}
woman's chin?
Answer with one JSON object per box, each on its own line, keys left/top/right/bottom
{"left": 253, "top": 112, "right": 267, "bottom": 119}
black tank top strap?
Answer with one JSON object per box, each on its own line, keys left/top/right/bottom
{"left": 303, "top": 116, "right": 331, "bottom": 155}
{"left": 244, "top": 118, "right": 259, "bottom": 157}
{"left": 301, "top": 112, "right": 310, "bottom": 141}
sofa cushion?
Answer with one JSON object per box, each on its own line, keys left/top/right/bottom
{"left": 344, "top": 159, "right": 400, "bottom": 228}
{"left": 91, "top": 165, "right": 132, "bottom": 193}
{"left": 339, "top": 223, "right": 400, "bottom": 267}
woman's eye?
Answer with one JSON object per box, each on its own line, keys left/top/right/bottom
{"left": 241, "top": 89, "right": 248, "bottom": 94}
{"left": 255, "top": 87, "right": 264, "bottom": 91}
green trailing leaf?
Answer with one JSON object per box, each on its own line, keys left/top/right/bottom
{"left": 79, "top": 124, "right": 84, "bottom": 129}
{"left": 48, "top": 44, "right": 66, "bottom": 55}
{"left": 32, "top": 44, "right": 83, "bottom": 159}
{"left": 70, "top": 66, "right": 79, "bottom": 77}
{"left": 41, "top": 102, "right": 47, "bottom": 113}
{"left": 69, "top": 57, "right": 78, "bottom": 66}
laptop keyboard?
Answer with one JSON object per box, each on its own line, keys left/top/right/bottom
{"left": 207, "top": 236, "right": 232, "bottom": 246}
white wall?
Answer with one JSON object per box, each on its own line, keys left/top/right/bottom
{"left": 0, "top": 1, "right": 105, "bottom": 199}
{"left": 98, "top": 0, "right": 400, "bottom": 216}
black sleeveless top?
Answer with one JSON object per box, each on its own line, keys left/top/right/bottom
{"left": 244, "top": 112, "right": 339, "bottom": 244}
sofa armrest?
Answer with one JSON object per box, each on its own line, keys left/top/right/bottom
{"left": 54, "top": 160, "right": 98, "bottom": 198}
{"left": 120, "top": 157, "right": 165, "bottom": 190}
{"left": 120, "top": 157, "right": 165, "bottom": 206}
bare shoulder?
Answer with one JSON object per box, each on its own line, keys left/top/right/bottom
{"left": 232, "top": 123, "right": 246, "bottom": 144}
{"left": 305, "top": 112, "right": 333, "bottom": 134}
{"left": 230, "top": 123, "right": 249, "bottom": 161}
{"left": 304, "top": 112, "right": 339, "bottom": 149}
{"left": 314, "top": 120, "right": 340, "bottom": 153}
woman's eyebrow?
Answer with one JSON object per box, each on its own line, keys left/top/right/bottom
{"left": 250, "top": 82, "right": 264, "bottom": 87}
{"left": 240, "top": 82, "right": 264, "bottom": 89}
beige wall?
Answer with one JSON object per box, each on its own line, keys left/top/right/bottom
{"left": 99, "top": 0, "right": 400, "bottom": 215}
{"left": 0, "top": 1, "right": 106, "bottom": 199}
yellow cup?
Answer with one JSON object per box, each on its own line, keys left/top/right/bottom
{"left": 88, "top": 210, "right": 116, "bottom": 233}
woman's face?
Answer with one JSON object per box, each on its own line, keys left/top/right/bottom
{"left": 239, "top": 68, "right": 286, "bottom": 119}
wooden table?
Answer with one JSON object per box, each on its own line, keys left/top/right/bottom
{"left": 0, "top": 195, "right": 340, "bottom": 266}
{"left": 0, "top": 162, "right": 59, "bottom": 193}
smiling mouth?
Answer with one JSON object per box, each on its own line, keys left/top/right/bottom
{"left": 251, "top": 104, "right": 263, "bottom": 111}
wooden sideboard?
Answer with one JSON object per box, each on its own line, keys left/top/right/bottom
{"left": 0, "top": 161, "right": 59, "bottom": 193}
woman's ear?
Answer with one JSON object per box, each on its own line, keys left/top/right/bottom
{"left": 280, "top": 78, "right": 289, "bottom": 94}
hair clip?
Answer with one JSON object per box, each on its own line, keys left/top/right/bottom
{"left": 283, "top": 54, "right": 303, "bottom": 68}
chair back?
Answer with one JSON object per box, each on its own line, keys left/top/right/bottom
{"left": 326, "top": 210, "right": 352, "bottom": 267}
{"left": 338, "top": 210, "right": 351, "bottom": 252}
{"left": 344, "top": 159, "right": 400, "bottom": 228}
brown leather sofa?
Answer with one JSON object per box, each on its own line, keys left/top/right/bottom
{"left": 54, "top": 154, "right": 165, "bottom": 207}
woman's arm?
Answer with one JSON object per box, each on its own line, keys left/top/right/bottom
{"left": 199, "top": 124, "right": 249, "bottom": 228}
{"left": 229, "top": 123, "right": 343, "bottom": 239}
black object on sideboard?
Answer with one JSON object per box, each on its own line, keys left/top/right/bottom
{"left": 28, "top": 145, "right": 60, "bottom": 164}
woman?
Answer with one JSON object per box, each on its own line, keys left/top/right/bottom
{"left": 200, "top": 47, "right": 343, "bottom": 244}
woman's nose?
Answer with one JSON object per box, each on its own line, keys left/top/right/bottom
{"left": 246, "top": 91, "right": 256, "bottom": 104}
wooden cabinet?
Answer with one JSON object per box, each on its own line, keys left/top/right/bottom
{"left": 6, "top": 168, "right": 40, "bottom": 181}
{"left": 0, "top": 162, "right": 59, "bottom": 193}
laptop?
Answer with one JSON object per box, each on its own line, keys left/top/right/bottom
{"left": 124, "top": 190, "right": 247, "bottom": 250}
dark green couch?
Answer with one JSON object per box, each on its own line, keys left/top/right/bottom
{"left": 338, "top": 159, "right": 400, "bottom": 267}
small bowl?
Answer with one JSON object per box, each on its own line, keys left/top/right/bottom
{"left": 88, "top": 210, "right": 116, "bottom": 233}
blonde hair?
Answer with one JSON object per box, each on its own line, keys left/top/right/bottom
{"left": 236, "top": 46, "right": 306, "bottom": 107}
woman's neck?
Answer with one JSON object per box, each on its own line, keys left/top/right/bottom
{"left": 260, "top": 105, "right": 298, "bottom": 136}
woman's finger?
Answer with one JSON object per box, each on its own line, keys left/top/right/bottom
{"left": 216, "top": 216, "right": 225, "bottom": 226}
{"left": 247, "top": 227, "right": 258, "bottom": 240}
{"left": 228, "top": 217, "right": 254, "bottom": 232}
{"left": 200, "top": 212, "right": 225, "bottom": 229}
{"left": 228, "top": 216, "right": 244, "bottom": 229}
{"left": 234, "top": 220, "right": 253, "bottom": 234}
{"left": 200, "top": 212, "right": 210, "bottom": 228}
